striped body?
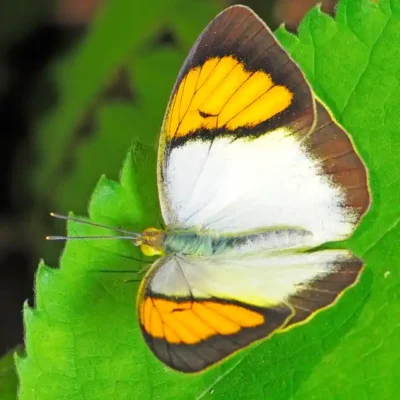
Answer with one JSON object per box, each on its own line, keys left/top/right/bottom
{"left": 164, "top": 228, "right": 313, "bottom": 257}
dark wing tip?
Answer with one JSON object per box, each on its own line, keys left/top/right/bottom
{"left": 166, "top": 4, "right": 316, "bottom": 145}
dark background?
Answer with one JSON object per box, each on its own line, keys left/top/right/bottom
{"left": 0, "top": 0, "right": 336, "bottom": 359}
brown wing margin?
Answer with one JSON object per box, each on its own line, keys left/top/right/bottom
{"left": 302, "top": 101, "right": 370, "bottom": 224}
{"left": 161, "top": 5, "right": 315, "bottom": 146}
{"left": 138, "top": 253, "right": 364, "bottom": 373}
{"left": 285, "top": 255, "right": 363, "bottom": 327}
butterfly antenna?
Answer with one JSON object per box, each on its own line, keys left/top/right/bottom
{"left": 49, "top": 212, "right": 141, "bottom": 237}
{"left": 46, "top": 235, "right": 139, "bottom": 241}
{"left": 48, "top": 212, "right": 142, "bottom": 243}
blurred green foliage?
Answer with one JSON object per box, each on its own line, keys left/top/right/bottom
{"left": 22, "top": 0, "right": 227, "bottom": 269}
{"left": 0, "top": 347, "right": 20, "bottom": 400}
{"left": 3, "top": 0, "right": 224, "bottom": 398}
{"left": 14, "top": 0, "right": 400, "bottom": 399}
{"left": 0, "top": 0, "right": 55, "bottom": 54}
{"left": 30, "top": 0, "right": 222, "bottom": 219}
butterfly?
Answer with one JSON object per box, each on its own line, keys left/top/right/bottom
{"left": 51, "top": 5, "right": 370, "bottom": 373}
{"left": 129, "top": 5, "right": 370, "bottom": 373}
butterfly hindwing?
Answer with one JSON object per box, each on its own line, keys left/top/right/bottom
{"left": 137, "top": 251, "right": 363, "bottom": 372}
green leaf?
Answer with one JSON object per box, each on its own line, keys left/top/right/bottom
{"left": 0, "top": 346, "right": 20, "bottom": 400}
{"left": 18, "top": 0, "right": 400, "bottom": 399}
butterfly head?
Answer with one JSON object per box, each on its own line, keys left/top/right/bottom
{"left": 47, "top": 213, "right": 165, "bottom": 257}
{"left": 134, "top": 228, "right": 165, "bottom": 256}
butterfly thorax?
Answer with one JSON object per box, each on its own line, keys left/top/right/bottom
{"left": 164, "top": 230, "right": 233, "bottom": 257}
{"left": 136, "top": 227, "right": 228, "bottom": 257}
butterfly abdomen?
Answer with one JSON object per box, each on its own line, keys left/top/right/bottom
{"left": 163, "top": 227, "right": 313, "bottom": 257}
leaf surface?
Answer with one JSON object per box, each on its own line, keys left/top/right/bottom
{"left": 0, "top": 347, "right": 20, "bottom": 400}
{"left": 18, "top": 1, "right": 400, "bottom": 399}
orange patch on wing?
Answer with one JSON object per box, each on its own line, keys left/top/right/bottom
{"left": 227, "top": 85, "right": 293, "bottom": 129}
{"left": 139, "top": 297, "right": 265, "bottom": 344}
{"left": 165, "top": 56, "right": 293, "bottom": 140}
{"left": 204, "top": 302, "right": 264, "bottom": 327}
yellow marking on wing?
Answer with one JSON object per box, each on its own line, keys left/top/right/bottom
{"left": 150, "top": 305, "right": 164, "bottom": 338}
{"left": 192, "top": 302, "right": 241, "bottom": 335}
{"left": 180, "top": 67, "right": 200, "bottom": 120}
{"left": 204, "top": 302, "right": 264, "bottom": 327}
{"left": 178, "top": 110, "right": 217, "bottom": 134}
{"left": 218, "top": 71, "right": 273, "bottom": 125}
{"left": 143, "top": 296, "right": 152, "bottom": 327}
{"left": 173, "top": 307, "right": 215, "bottom": 341}
{"left": 164, "top": 56, "right": 293, "bottom": 140}
{"left": 197, "top": 57, "right": 219, "bottom": 90}
{"left": 202, "top": 64, "right": 250, "bottom": 115}
{"left": 169, "top": 74, "right": 185, "bottom": 136}
{"left": 227, "top": 85, "right": 293, "bottom": 129}
{"left": 162, "top": 313, "right": 200, "bottom": 344}
{"left": 164, "top": 325, "right": 181, "bottom": 344}
{"left": 189, "top": 57, "right": 238, "bottom": 111}
{"left": 140, "top": 297, "right": 265, "bottom": 344}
